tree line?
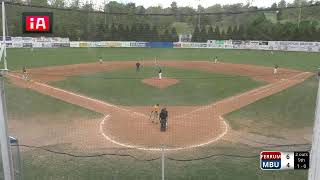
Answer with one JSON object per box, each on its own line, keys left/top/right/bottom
{"left": 88, "top": 23, "right": 178, "bottom": 42}
{"left": 192, "top": 13, "right": 320, "bottom": 42}
{"left": 3, "top": 0, "right": 320, "bottom": 42}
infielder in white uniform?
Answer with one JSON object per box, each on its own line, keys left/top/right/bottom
{"left": 274, "top": 64, "right": 279, "bottom": 74}
{"left": 158, "top": 68, "right": 162, "bottom": 80}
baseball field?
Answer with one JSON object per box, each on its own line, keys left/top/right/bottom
{"left": 1, "top": 48, "right": 318, "bottom": 180}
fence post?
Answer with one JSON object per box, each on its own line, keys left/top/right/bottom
{"left": 161, "top": 144, "right": 165, "bottom": 180}
{"left": 308, "top": 72, "right": 320, "bottom": 180}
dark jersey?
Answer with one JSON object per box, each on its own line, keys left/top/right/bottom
{"left": 136, "top": 62, "right": 140, "bottom": 67}
{"left": 275, "top": 65, "right": 279, "bottom": 69}
{"left": 159, "top": 69, "right": 162, "bottom": 74}
{"left": 159, "top": 109, "right": 168, "bottom": 119}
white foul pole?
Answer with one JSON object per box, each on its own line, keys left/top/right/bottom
{"left": 0, "top": 1, "right": 14, "bottom": 180}
{"left": 308, "top": 74, "right": 320, "bottom": 180}
{"left": 2, "top": 1, "right": 7, "bottom": 70}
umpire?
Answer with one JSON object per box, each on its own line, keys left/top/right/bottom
{"left": 159, "top": 108, "right": 168, "bottom": 132}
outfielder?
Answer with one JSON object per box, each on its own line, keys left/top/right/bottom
{"left": 136, "top": 62, "right": 141, "bottom": 72}
{"left": 158, "top": 68, "right": 162, "bottom": 80}
{"left": 214, "top": 56, "right": 218, "bottom": 64}
{"left": 150, "top": 104, "right": 160, "bottom": 123}
{"left": 22, "top": 66, "right": 28, "bottom": 80}
{"left": 98, "top": 56, "right": 103, "bottom": 64}
{"left": 274, "top": 64, "right": 279, "bottom": 74}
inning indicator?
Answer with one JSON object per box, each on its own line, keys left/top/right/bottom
{"left": 260, "top": 151, "right": 309, "bottom": 170}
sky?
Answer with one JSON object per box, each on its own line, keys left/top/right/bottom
{"left": 85, "top": 0, "right": 295, "bottom": 9}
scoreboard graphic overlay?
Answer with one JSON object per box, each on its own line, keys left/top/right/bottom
{"left": 260, "top": 151, "right": 309, "bottom": 170}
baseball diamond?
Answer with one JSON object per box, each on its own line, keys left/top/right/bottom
{"left": 3, "top": 1, "right": 320, "bottom": 179}
{"left": 7, "top": 61, "right": 312, "bottom": 150}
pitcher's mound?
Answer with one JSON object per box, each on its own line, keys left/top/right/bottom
{"left": 142, "top": 77, "right": 180, "bottom": 89}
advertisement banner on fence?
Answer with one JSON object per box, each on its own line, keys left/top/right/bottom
{"left": 22, "top": 37, "right": 33, "bottom": 43}
{"left": 12, "top": 37, "right": 23, "bottom": 42}
{"left": 79, "top": 42, "right": 88, "bottom": 47}
{"left": 70, "top": 42, "right": 80, "bottom": 47}
{"left": 0, "top": 36, "right": 12, "bottom": 42}
{"left": 12, "top": 42, "right": 23, "bottom": 48}
{"left": 6, "top": 43, "right": 13, "bottom": 48}
{"left": 106, "top": 41, "right": 122, "bottom": 47}
{"left": 52, "top": 43, "right": 62, "bottom": 48}
{"left": 199, "top": 43, "right": 208, "bottom": 48}
{"left": 215, "top": 40, "right": 225, "bottom": 45}
{"left": 88, "top": 42, "right": 96, "bottom": 47}
{"left": 32, "top": 42, "right": 43, "bottom": 48}
{"left": 121, "top": 41, "right": 131, "bottom": 47}
{"left": 180, "top": 43, "right": 192, "bottom": 48}
{"left": 259, "top": 41, "right": 268, "bottom": 45}
{"left": 23, "top": 43, "right": 33, "bottom": 48}
{"left": 43, "top": 42, "right": 52, "bottom": 48}
{"left": 95, "top": 41, "right": 106, "bottom": 47}
{"left": 232, "top": 40, "right": 242, "bottom": 45}
{"left": 173, "top": 42, "right": 182, "bottom": 48}
{"left": 61, "top": 43, "right": 70, "bottom": 47}
{"left": 52, "top": 43, "right": 70, "bottom": 48}
{"left": 130, "top": 42, "right": 147, "bottom": 48}
{"left": 60, "top": 38, "right": 70, "bottom": 42}
{"left": 179, "top": 43, "right": 208, "bottom": 48}
{"left": 149, "top": 42, "right": 173, "bottom": 48}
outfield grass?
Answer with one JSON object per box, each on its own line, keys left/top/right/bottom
{"left": 52, "top": 67, "right": 264, "bottom": 106}
{"left": 5, "top": 80, "right": 100, "bottom": 121}
{"left": 6, "top": 48, "right": 320, "bottom": 71}
{"left": 19, "top": 142, "right": 308, "bottom": 180}
{"left": 225, "top": 77, "right": 318, "bottom": 136}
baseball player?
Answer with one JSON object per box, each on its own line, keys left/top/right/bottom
{"left": 98, "top": 56, "right": 103, "bottom": 64}
{"left": 317, "top": 69, "right": 320, "bottom": 80}
{"left": 214, "top": 56, "right": 218, "bottom": 64}
{"left": 158, "top": 68, "right": 162, "bottom": 80}
{"left": 136, "top": 62, "right": 141, "bottom": 72}
{"left": 159, "top": 108, "right": 168, "bottom": 132}
{"left": 150, "top": 104, "right": 160, "bottom": 123}
{"left": 22, "top": 66, "right": 28, "bottom": 80}
{"left": 274, "top": 64, "right": 279, "bottom": 74}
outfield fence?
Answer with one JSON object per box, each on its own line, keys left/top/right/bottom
{"left": 3, "top": 36, "right": 320, "bottom": 52}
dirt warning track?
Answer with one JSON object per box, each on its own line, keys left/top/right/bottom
{"left": 7, "top": 61, "right": 313, "bottom": 151}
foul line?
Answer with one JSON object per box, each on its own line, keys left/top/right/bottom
{"left": 99, "top": 115, "right": 229, "bottom": 151}
{"left": 7, "top": 73, "right": 148, "bottom": 118}
{"left": 172, "top": 72, "right": 310, "bottom": 119}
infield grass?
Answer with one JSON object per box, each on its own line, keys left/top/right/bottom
{"left": 6, "top": 48, "right": 320, "bottom": 72}
{"left": 51, "top": 67, "right": 264, "bottom": 106}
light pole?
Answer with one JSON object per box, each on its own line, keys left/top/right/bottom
{"left": 197, "top": 0, "right": 201, "bottom": 29}
{"left": 298, "top": 7, "right": 302, "bottom": 29}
